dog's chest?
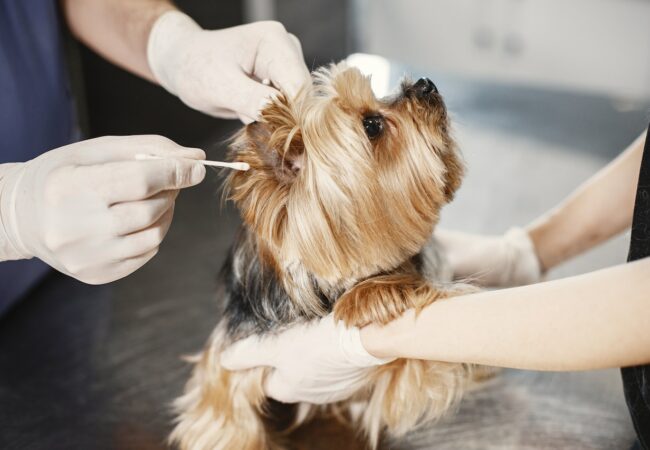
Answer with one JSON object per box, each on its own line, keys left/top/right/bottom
{"left": 221, "top": 235, "right": 450, "bottom": 341}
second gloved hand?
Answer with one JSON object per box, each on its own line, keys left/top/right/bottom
{"left": 221, "top": 315, "right": 395, "bottom": 404}
{"left": 147, "top": 11, "right": 311, "bottom": 123}
{"left": 0, "top": 135, "right": 205, "bottom": 284}
{"left": 435, "top": 227, "right": 543, "bottom": 287}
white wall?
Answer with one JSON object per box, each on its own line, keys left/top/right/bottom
{"left": 354, "top": 0, "right": 650, "bottom": 99}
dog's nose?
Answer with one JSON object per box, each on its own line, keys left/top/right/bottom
{"left": 413, "top": 77, "right": 438, "bottom": 97}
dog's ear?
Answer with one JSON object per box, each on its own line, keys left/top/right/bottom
{"left": 226, "top": 97, "right": 305, "bottom": 246}
{"left": 246, "top": 122, "right": 304, "bottom": 184}
{"left": 234, "top": 96, "right": 305, "bottom": 185}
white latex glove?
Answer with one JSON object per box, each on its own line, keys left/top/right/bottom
{"left": 0, "top": 135, "right": 205, "bottom": 284}
{"left": 147, "top": 11, "right": 311, "bottom": 123}
{"left": 435, "top": 227, "right": 542, "bottom": 287}
{"left": 221, "top": 315, "right": 394, "bottom": 404}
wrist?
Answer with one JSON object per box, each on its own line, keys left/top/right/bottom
{"left": 342, "top": 325, "right": 395, "bottom": 366}
{"left": 503, "top": 227, "right": 543, "bottom": 282}
{"left": 146, "top": 10, "right": 200, "bottom": 94}
{"left": 0, "top": 163, "right": 32, "bottom": 260}
{"left": 525, "top": 219, "right": 558, "bottom": 272}
{"left": 360, "top": 310, "right": 416, "bottom": 360}
{"left": 360, "top": 324, "right": 391, "bottom": 359}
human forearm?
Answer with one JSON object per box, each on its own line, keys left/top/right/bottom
{"left": 527, "top": 131, "right": 646, "bottom": 271}
{"left": 362, "top": 257, "right": 650, "bottom": 371}
{"left": 61, "top": 0, "right": 175, "bottom": 81}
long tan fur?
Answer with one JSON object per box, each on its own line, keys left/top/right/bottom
{"left": 170, "top": 326, "right": 272, "bottom": 450}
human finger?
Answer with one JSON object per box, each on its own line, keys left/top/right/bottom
{"left": 111, "top": 206, "right": 175, "bottom": 259}
{"left": 69, "top": 135, "right": 205, "bottom": 165}
{"left": 79, "top": 157, "right": 204, "bottom": 204}
{"left": 220, "top": 335, "right": 275, "bottom": 370}
{"left": 110, "top": 190, "right": 179, "bottom": 236}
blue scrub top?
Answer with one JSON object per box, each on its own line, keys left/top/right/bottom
{"left": 0, "top": 1, "right": 78, "bottom": 312}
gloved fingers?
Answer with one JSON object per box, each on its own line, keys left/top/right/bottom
{"left": 75, "top": 247, "right": 160, "bottom": 285}
{"left": 238, "top": 113, "right": 256, "bottom": 125}
{"left": 434, "top": 227, "right": 541, "bottom": 287}
{"left": 208, "top": 108, "right": 240, "bottom": 120}
{"left": 220, "top": 334, "right": 275, "bottom": 370}
{"left": 263, "top": 370, "right": 298, "bottom": 403}
{"left": 112, "top": 205, "right": 174, "bottom": 260}
{"left": 80, "top": 157, "right": 204, "bottom": 205}
{"left": 130, "top": 135, "right": 206, "bottom": 160}
{"left": 71, "top": 135, "right": 205, "bottom": 164}
{"left": 252, "top": 27, "right": 311, "bottom": 99}
{"left": 434, "top": 228, "right": 493, "bottom": 280}
{"left": 109, "top": 190, "right": 179, "bottom": 236}
{"left": 111, "top": 247, "right": 160, "bottom": 283}
{"left": 287, "top": 33, "right": 303, "bottom": 54}
{"left": 221, "top": 75, "right": 279, "bottom": 124}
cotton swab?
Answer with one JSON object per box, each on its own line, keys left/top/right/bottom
{"left": 195, "top": 159, "right": 250, "bottom": 171}
{"left": 134, "top": 153, "right": 250, "bottom": 171}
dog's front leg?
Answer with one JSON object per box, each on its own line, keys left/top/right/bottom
{"left": 332, "top": 274, "right": 477, "bottom": 447}
{"left": 333, "top": 273, "right": 447, "bottom": 328}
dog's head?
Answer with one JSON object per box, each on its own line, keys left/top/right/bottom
{"left": 227, "top": 63, "right": 463, "bottom": 284}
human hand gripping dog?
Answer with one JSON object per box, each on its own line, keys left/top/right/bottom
{"left": 222, "top": 315, "right": 394, "bottom": 404}
{"left": 146, "top": 11, "right": 310, "bottom": 123}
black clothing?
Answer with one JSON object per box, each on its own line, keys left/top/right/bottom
{"left": 622, "top": 125, "right": 650, "bottom": 450}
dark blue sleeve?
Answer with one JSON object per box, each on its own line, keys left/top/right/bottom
{"left": 0, "top": 0, "right": 79, "bottom": 311}
{"left": 0, "top": 0, "right": 78, "bottom": 163}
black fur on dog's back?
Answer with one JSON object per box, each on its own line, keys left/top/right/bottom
{"left": 219, "top": 229, "right": 332, "bottom": 341}
{"left": 218, "top": 228, "right": 430, "bottom": 343}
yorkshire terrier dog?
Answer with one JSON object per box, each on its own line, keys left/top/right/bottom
{"left": 170, "top": 62, "right": 479, "bottom": 449}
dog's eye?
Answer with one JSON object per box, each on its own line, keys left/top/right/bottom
{"left": 363, "top": 116, "right": 383, "bottom": 139}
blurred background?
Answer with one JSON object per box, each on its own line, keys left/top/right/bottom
{"left": 2, "top": 1, "right": 650, "bottom": 449}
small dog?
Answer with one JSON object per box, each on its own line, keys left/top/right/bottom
{"left": 170, "top": 62, "right": 479, "bottom": 449}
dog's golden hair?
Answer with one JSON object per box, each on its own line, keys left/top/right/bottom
{"left": 170, "top": 63, "right": 477, "bottom": 450}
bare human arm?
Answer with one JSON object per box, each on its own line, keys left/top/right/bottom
{"left": 60, "top": 0, "right": 175, "bottom": 81}
{"left": 363, "top": 130, "right": 650, "bottom": 371}
{"left": 362, "top": 258, "right": 650, "bottom": 370}
{"left": 528, "top": 131, "right": 646, "bottom": 271}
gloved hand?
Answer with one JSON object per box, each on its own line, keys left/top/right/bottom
{"left": 221, "top": 315, "right": 394, "bottom": 404}
{"left": 0, "top": 135, "right": 205, "bottom": 284}
{"left": 435, "top": 227, "right": 542, "bottom": 287}
{"left": 147, "top": 11, "right": 311, "bottom": 123}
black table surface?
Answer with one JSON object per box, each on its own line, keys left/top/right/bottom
{"left": 0, "top": 178, "right": 241, "bottom": 450}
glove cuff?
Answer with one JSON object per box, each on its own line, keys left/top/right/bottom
{"left": 502, "top": 227, "right": 542, "bottom": 286}
{"left": 146, "top": 10, "right": 201, "bottom": 95}
{"left": 339, "top": 323, "right": 396, "bottom": 367}
{"left": 0, "top": 164, "right": 33, "bottom": 260}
